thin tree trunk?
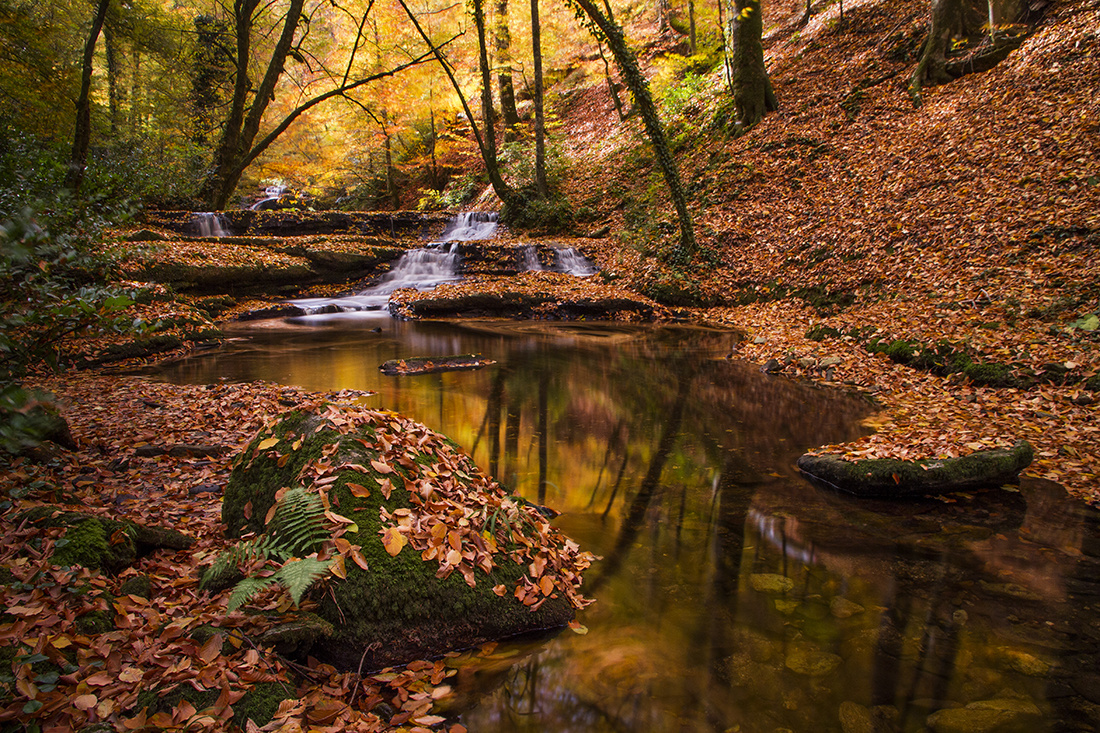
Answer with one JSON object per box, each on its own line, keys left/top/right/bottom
{"left": 729, "top": 0, "right": 777, "bottom": 130}
{"left": 531, "top": 0, "right": 548, "bottom": 196}
{"left": 570, "top": 0, "right": 696, "bottom": 255}
{"left": 473, "top": 0, "right": 497, "bottom": 167}
{"left": 65, "top": 0, "right": 111, "bottom": 192}
{"left": 398, "top": 0, "right": 518, "bottom": 206}
{"left": 597, "top": 43, "right": 626, "bottom": 120}
{"left": 129, "top": 44, "right": 141, "bottom": 132}
{"left": 105, "top": 22, "right": 122, "bottom": 136}
{"left": 495, "top": 0, "right": 521, "bottom": 134}
{"left": 798, "top": 0, "right": 811, "bottom": 27}
{"left": 689, "top": 0, "right": 697, "bottom": 53}
{"left": 717, "top": 0, "right": 733, "bottom": 94}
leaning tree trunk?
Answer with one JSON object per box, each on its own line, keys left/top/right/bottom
{"left": 728, "top": 0, "right": 777, "bottom": 131}
{"left": 569, "top": 0, "right": 697, "bottom": 255}
{"left": 65, "top": 0, "right": 111, "bottom": 192}
{"left": 909, "top": 0, "right": 965, "bottom": 107}
{"left": 495, "top": 0, "right": 521, "bottom": 134}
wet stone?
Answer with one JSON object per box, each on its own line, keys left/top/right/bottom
{"left": 837, "top": 701, "right": 873, "bottom": 733}
{"left": 831, "top": 597, "right": 866, "bottom": 619}
{"left": 750, "top": 573, "right": 795, "bottom": 594}
{"left": 785, "top": 645, "right": 842, "bottom": 676}
{"left": 926, "top": 698, "right": 1041, "bottom": 733}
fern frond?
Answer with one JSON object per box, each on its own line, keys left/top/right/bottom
{"left": 201, "top": 535, "right": 288, "bottom": 590}
{"left": 273, "top": 557, "right": 332, "bottom": 607}
{"left": 267, "top": 487, "right": 327, "bottom": 557}
{"left": 227, "top": 576, "right": 278, "bottom": 612}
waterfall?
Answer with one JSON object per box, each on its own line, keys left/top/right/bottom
{"left": 519, "top": 245, "right": 543, "bottom": 272}
{"left": 291, "top": 243, "right": 462, "bottom": 315}
{"left": 552, "top": 247, "right": 598, "bottom": 276}
{"left": 251, "top": 185, "right": 288, "bottom": 211}
{"left": 193, "top": 212, "right": 229, "bottom": 237}
{"left": 438, "top": 211, "right": 499, "bottom": 241}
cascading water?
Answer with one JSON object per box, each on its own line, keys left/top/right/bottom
{"left": 288, "top": 209, "right": 501, "bottom": 319}
{"left": 251, "top": 185, "right": 288, "bottom": 211}
{"left": 193, "top": 212, "right": 229, "bottom": 237}
{"left": 551, "top": 247, "right": 598, "bottom": 276}
{"left": 292, "top": 243, "right": 462, "bottom": 315}
{"left": 439, "top": 212, "right": 499, "bottom": 241}
{"left": 519, "top": 245, "right": 543, "bottom": 272}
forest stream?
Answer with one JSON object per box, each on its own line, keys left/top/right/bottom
{"left": 145, "top": 316, "right": 1100, "bottom": 732}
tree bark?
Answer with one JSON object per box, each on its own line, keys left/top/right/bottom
{"left": 909, "top": 0, "right": 966, "bottom": 107}
{"left": 105, "top": 21, "right": 122, "bottom": 136}
{"left": 728, "top": 0, "right": 777, "bottom": 131}
{"left": 569, "top": 0, "right": 696, "bottom": 254}
{"left": 64, "top": 0, "right": 111, "bottom": 192}
{"left": 531, "top": 0, "right": 548, "bottom": 196}
{"left": 495, "top": 0, "right": 521, "bottom": 134}
{"left": 473, "top": 0, "right": 498, "bottom": 168}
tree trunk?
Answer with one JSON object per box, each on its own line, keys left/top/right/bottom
{"left": 531, "top": 0, "right": 548, "bottom": 196}
{"left": 909, "top": 0, "right": 965, "bottom": 107}
{"left": 200, "top": 0, "right": 305, "bottom": 209}
{"left": 728, "top": 0, "right": 777, "bottom": 131}
{"left": 689, "top": 0, "right": 697, "bottom": 53}
{"left": 657, "top": 0, "right": 672, "bottom": 34}
{"left": 570, "top": 0, "right": 697, "bottom": 255}
{"left": 64, "top": 0, "right": 111, "bottom": 192}
{"left": 473, "top": 0, "right": 498, "bottom": 168}
{"left": 105, "top": 21, "right": 122, "bottom": 136}
{"left": 495, "top": 0, "right": 521, "bottom": 134}
{"left": 798, "top": 0, "right": 811, "bottom": 27}
{"left": 398, "top": 0, "right": 518, "bottom": 207}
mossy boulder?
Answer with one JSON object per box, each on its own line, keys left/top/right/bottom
{"left": 222, "top": 401, "right": 592, "bottom": 671}
{"left": 796, "top": 441, "right": 1034, "bottom": 498}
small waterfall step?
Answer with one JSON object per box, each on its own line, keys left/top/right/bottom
{"left": 438, "top": 212, "right": 499, "bottom": 242}
{"left": 192, "top": 212, "right": 229, "bottom": 237}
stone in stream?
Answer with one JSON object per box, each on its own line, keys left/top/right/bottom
{"left": 219, "top": 400, "right": 593, "bottom": 671}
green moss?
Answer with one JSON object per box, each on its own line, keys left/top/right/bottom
{"left": 133, "top": 676, "right": 294, "bottom": 728}
{"left": 53, "top": 519, "right": 110, "bottom": 568}
{"left": 805, "top": 325, "right": 842, "bottom": 341}
{"left": 964, "top": 362, "right": 1017, "bottom": 388}
{"left": 118, "top": 574, "right": 152, "bottom": 598}
{"left": 1086, "top": 374, "right": 1100, "bottom": 392}
{"left": 76, "top": 609, "right": 115, "bottom": 634}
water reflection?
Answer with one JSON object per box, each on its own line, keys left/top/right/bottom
{"left": 152, "top": 319, "right": 1100, "bottom": 732}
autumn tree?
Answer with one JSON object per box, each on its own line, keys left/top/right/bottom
{"left": 567, "top": 0, "right": 696, "bottom": 254}
{"left": 726, "top": 0, "right": 776, "bottom": 131}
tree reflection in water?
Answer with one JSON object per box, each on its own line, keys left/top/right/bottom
{"left": 152, "top": 319, "right": 1100, "bottom": 731}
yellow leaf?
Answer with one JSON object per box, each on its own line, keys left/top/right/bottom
{"left": 331, "top": 554, "right": 347, "bottom": 579}
{"left": 382, "top": 527, "right": 407, "bottom": 557}
{"left": 257, "top": 437, "right": 279, "bottom": 451}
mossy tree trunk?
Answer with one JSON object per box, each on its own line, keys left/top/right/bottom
{"left": 568, "top": 0, "right": 697, "bottom": 255}
{"left": 728, "top": 0, "right": 777, "bottom": 131}
{"left": 909, "top": 0, "right": 966, "bottom": 107}
{"left": 64, "top": 0, "right": 111, "bottom": 192}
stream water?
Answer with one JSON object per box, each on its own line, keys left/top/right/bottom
{"left": 154, "top": 317, "right": 1100, "bottom": 732}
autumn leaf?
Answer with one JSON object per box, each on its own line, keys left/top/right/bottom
{"left": 73, "top": 694, "right": 97, "bottom": 711}
{"left": 370, "top": 459, "right": 393, "bottom": 474}
{"left": 382, "top": 527, "right": 407, "bottom": 556}
{"left": 346, "top": 482, "right": 371, "bottom": 498}
{"left": 330, "top": 554, "right": 347, "bottom": 579}
{"left": 257, "top": 437, "right": 279, "bottom": 451}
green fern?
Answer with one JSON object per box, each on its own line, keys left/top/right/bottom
{"left": 227, "top": 576, "right": 279, "bottom": 612}
{"left": 267, "top": 487, "right": 327, "bottom": 557}
{"left": 205, "top": 487, "right": 333, "bottom": 612}
{"left": 274, "top": 557, "right": 333, "bottom": 606}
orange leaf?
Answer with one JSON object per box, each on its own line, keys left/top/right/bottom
{"left": 331, "top": 554, "right": 347, "bottom": 579}
{"left": 539, "top": 575, "right": 555, "bottom": 596}
{"left": 379, "top": 478, "right": 393, "bottom": 500}
{"left": 198, "top": 633, "right": 223, "bottom": 664}
{"left": 371, "top": 459, "right": 393, "bottom": 474}
{"left": 350, "top": 548, "right": 370, "bottom": 571}
{"left": 382, "top": 527, "right": 407, "bottom": 557}
{"left": 346, "top": 482, "right": 371, "bottom": 498}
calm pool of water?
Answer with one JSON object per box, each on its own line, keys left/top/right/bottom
{"left": 154, "top": 316, "right": 1100, "bottom": 732}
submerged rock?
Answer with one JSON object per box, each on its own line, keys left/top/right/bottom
{"left": 221, "top": 400, "right": 594, "bottom": 670}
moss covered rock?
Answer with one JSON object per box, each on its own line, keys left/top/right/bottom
{"left": 796, "top": 441, "right": 1034, "bottom": 498}
{"left": 222, "top": 401, "right": 593, "bottom": 671}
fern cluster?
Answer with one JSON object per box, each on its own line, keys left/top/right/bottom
{"left": 202, "top": 487, "right": 333, "bottom": 612}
